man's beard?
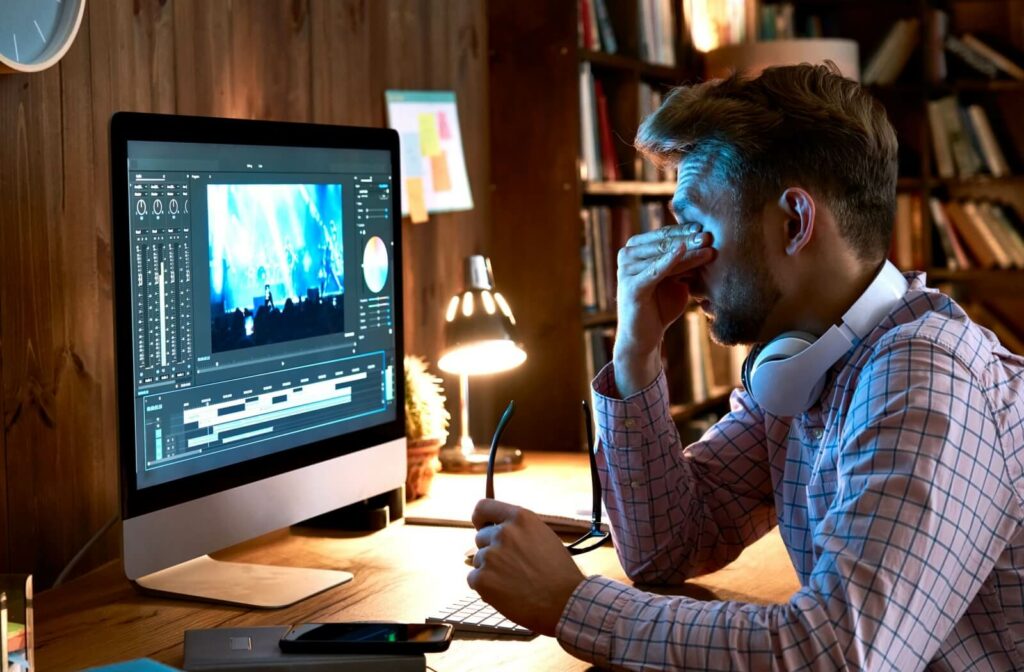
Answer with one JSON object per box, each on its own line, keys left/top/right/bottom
{"left": 704, "top": 238, "right": 781, "bottom": 346}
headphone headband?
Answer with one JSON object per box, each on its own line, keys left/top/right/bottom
{"left": 743, "top": 261, "right": 908, "bottom": 416}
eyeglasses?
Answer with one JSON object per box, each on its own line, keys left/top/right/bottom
{"left": 486, "top": 400, "right": 610, "bottom": 555}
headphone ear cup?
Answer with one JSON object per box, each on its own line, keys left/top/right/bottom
{"left": 741, "top": 344, "right": 762, "bottom": 393}
{"left": 744, "top": 332, "right": 819, "bottom": 414}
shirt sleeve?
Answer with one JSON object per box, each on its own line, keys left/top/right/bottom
{"left": 560, "top": 336, "right": 1020, "bottom": 671}
{"left": 590, "top": 362, "right": 775, "bottom": 585}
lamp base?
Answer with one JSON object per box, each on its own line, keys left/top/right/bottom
{"left": 439, "top": 445, "right": 525, "bottom": 473}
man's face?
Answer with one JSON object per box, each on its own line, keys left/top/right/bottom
{"left": 672, "top": 159, "right": 782, "bottom": 346}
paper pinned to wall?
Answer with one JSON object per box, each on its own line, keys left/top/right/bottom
{"left": 386, "top": 91, "right": 473, "bottom": 219}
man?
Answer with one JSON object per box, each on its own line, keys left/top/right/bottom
{"left": 469, "top": 63, "right": 1024, "bottom": 670}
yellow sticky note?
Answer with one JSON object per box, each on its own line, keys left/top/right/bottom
{"left": 406, "top": 176, "right": 428, "bottom": 223}
{"left": 431, "top": 151, "right": 452, "bottom": 192}
{"left": 418, "top": 112, "right": 442, "bottom": 157}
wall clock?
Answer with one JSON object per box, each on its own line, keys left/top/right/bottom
{"left": 0, "top": 0, "right": 87, "bottom": 73}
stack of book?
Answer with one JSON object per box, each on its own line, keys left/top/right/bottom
{"left": 581, "top": 205, "right": 633, "bottom": 312}
{"left": 930, "top": 197, "right": 1024, "bottom": 270}
{"left": 582, "top": 308, "right": 747, "bottom": 410}
{"left": 638, "top": 0, "right": 676, "bottom": 66}
{"left": 578, "top": 64, "right": 621, "bottom": 182}
{"left": 663, "top": 310, "right": 747, "bottom": 407}
{"left": 578, "top": 0, "right": 618, "bottom": 54}
{"left": 928, "top": 97, "right": 1011, "bottom": 179}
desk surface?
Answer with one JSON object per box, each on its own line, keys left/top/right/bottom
{"left": 37, "top": 452, "right": 800, "bottom": 671}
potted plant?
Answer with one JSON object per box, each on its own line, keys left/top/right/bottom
{"left": 404, "top": 355, "right": 450, "bottom": 500}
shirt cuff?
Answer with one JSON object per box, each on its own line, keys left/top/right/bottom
{"left": 591, "top": 361, "right": 674, "bottom": 455}
{"left": 556, "top": 575, "right": 634, "bottom": 669}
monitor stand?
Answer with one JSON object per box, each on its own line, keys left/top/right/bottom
{"left": 134, "top": 555, "right": 353, "bottom": 608}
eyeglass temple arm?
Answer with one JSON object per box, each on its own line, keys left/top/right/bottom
{"left": 582, "top": 400, "right": 602, "bottom": 527}
{"left": 486, "top": 400, "right": 516, "bottom": 500}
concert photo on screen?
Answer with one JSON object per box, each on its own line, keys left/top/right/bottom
{"left": 208, "top": 183, "right": 345, "bottom": 353}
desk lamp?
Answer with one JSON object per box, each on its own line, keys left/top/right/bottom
{"left": 438, "top": 255, "right": 526, "bottom": 472}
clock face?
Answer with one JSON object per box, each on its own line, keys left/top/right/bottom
{"left": 0, "top": 0, "right": 86, "bottom": 73}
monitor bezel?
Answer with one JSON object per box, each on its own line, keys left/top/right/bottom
{"left": 110, "top": 112, "right": 405, "bottom": 520}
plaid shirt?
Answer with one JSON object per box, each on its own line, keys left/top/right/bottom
{"left": 557, "top": 273, "right": 1024, "bottom": 671}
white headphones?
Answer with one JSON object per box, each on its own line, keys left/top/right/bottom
{"left": 741, "top": 260, "right": 908, "bottom": 417}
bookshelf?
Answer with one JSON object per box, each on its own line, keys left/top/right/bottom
{"left": 487, "top": 1, "right": 722, "bottom": 452}
{"left": 486, "top": 0, "right": 1024, "bottom": 451}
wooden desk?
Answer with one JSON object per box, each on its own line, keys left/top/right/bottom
{"left": 37, "top": 453, "right": 799, "bottom": 671}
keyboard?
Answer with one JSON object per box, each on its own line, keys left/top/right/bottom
{"left": 427, "top": 593, "right": 534, "bottom": 637}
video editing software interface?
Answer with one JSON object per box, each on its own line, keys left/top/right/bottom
{"left": 125, "top": 139, "right": 397, "bottom": 489}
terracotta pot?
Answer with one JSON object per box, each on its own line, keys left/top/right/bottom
{"left": 406, "top": 437, "right": 443, "bottom": 501}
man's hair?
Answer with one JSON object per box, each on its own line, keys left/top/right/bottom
{"left": 636, "top": 62, "right": 898, "bottom": 262}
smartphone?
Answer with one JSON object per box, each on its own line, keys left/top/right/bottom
{"left": 278, "top": 622, "right": 454, "bottom": 654}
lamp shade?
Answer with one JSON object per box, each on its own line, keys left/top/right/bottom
{"left": 438, "top": 255, "right": 526, "bottom": 376}
{"left": 705, "top": 39, "right": 860, "bottom": 81}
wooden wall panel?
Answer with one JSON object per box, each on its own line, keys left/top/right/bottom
{"left": 486, "top": 1, "right": 585, "bottom": 451}
{"left": 0, "top": 0, "right": 490, "bottom": 587}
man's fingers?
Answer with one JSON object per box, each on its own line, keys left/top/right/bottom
{"left": 624, "top": 223, "right": 701, "bottom": 248}
{"left": 475, "top": 523, "right": 501, "bottom": 549}
{"left": 620, "top": 231, "right": 710, "bottom": 262}
{"left": 620, "top": 246, "right": 713, "bottom": 284}
{"left": 471, "top": 498, "right": 520, "bottom": 530}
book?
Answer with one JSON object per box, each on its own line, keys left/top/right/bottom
{"left": 864, "top": 19, "right": 919, "bottom": 85}
{"left": 946, "top": 35, "right": 999, "bottom": 79}
{"left": 580, "top": 209, "right": 597, "bottom": 310}
{"left": 892, "top": 193, "right": 915, "bottom": 269}
{"left": 685, "top": 310, "right": 709, "bottom": 402}
{"left": 927, "top": 99, "right": 956, "bottom": 178}
{"left": 962, "top": 34, "right": 1024, "bottom": 81}
{"left": 924, "top": 8, "right": 949, "bottom": 83}
{"left": 593, "top": 79, "right": 620, "bottom": 181}
{"left": 965, "top": 201, "right": 1014, "bottom": 268}
{"left": 936, "top": 96, "right": 982, "bottom": 178}
{"left": 929, "top": 197, "right": 967, "bottom": 270}
{"left": 592, "top": 0, "right": 618, "bottom": 53}
{"left": 945, "top": 199, "right": 1001, "bottom": 268}
{"left": 983, "top": 202, "right": 1024, "bottom": 267}
{"left": 578, "top": 63, "right": 600, "bottom": 181}
{"left": 966, "top": 105, "right": 1010, "bottom": 177}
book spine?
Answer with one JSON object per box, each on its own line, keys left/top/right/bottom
{"left": 966, "top": 201, "right": 1014, "bottom": 268}
{"left": 927, "top": 100, "right": 955, "bottom": 178}
{"left": 991, "top": 204, "right": 1024, "bottom": 267}
{"left": 929, "top": 197, "right": 971, "bottom": 269}
{"left": 592, "top": 0, "right": 618, "bottom": 54}
{"left": 580, "top": 209, "right": 597, "bottom": 310}
{"left": 942, "top": 199, "right": 999, "bottom": 268}
{"left": 966, "top": 105, "right": 1010, "bottom": 177}
{"left": 945, "top": 35, "right": 999, "bottom": 78}
{"left": 981, "top": 202, "right": 1024, "bottom": 268}
{"left": 962, "top": 34, "right": 1024, "bottom": 81}
{"left": 578, "top": 63, "right": 599, "bottom": 181}
{"left": 945, "top": 199, "right": 996, "bottom": 267}
{"left": 924, "top": 8, "right": 948, "bottom": 83}
{"left": 928, "top": 197, "right": 960, "bottom": 270}
{"left": 593, "top": 80, "right": 620, "bottom": 181}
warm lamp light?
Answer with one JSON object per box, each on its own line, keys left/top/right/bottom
{"left": 438, "top": 255, "right": 526, "bottom": 472}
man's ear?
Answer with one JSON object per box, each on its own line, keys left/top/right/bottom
{"left": 777, "top": 187, "right": 815, "bottom": 256}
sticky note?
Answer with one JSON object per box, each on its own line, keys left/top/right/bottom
{"left": 418, "top": 112, "right": 442, "bottom": 157}
{"left": 438, "top": 111, "right": 452, "bottom": 140}
{"left": 406, "top": 176, "right": 428, "bottom": 223}
{"left": 431, "top": 152, "right": 452, "bottom": 192}
{"left": 401, "top": 133, "right": 423, "bottom": 178}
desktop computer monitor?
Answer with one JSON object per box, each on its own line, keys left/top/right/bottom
{"left": 110, "top": 113, "right": 405, "bottom": 607}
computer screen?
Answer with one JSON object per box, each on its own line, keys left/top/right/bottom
{"left": 112, "top": 114, "right": 405, "bottom": 542}
{"left": 126, "top": 140, "right": 397, "bottom": 491}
